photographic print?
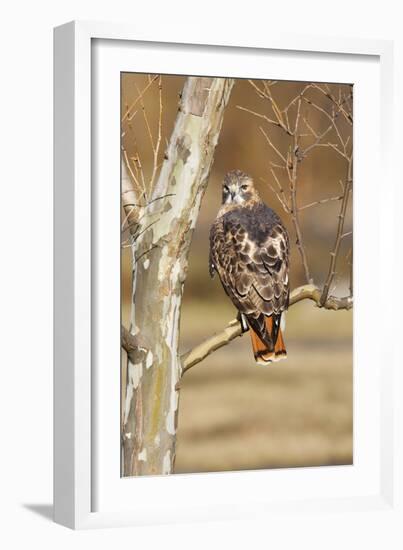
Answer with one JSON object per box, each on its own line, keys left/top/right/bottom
{"left": 121, "top": 75, "right": 353, "bottom": 477}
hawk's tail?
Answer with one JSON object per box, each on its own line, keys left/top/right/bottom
{"left": 249, "top": 316, "right": 287, "bottom": 365}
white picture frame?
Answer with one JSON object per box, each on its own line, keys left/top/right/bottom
{"left": 54, "top": 20, "right": 400, "bottom": 531}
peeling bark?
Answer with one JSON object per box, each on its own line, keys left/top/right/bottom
{"left": 122, "top": 77, "right": 234, "bottom": 476}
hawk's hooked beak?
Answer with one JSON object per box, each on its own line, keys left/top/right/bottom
{"left": 224, "top": 187, "right": 237, "bottom": 204}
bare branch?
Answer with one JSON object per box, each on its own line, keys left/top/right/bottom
{"left": 267, "top": 169, "right": 291, "bottom": 213}
{"left": 181, "top": 318, "right": 243, "bottom": 375}
{"left": 300, "top": 123, "right": 334, "bottom": 158}
{"left": 301, "top": 93, "right": 352, "bottom": 159}
{"left": 180, "top": 284, "right": 353, "bottom": 376}
{"left": 320, "top": 169, "right": 352, "bottom": 306}
{"left": 259, "top": 126, "right": 287, "bottom": 164}
{"left": 283, "top": 84, "right": 313, "bottom": 113}
{"left": 293, "top": 96, "right": 302, "bottom": 136}
{"left": 131, "top": 147, "right": 148, "bottom": 199}
{"left": 236, "top": 105, "right": 292, "bottom": 135}
{"left": 289, "top": 98, "right": 312, "bottom": 284}
{"left": 298, "top": 195, "right": 343, "bottom": 211}
{"left": 136, "top": 82, "right": 156, "bottom": 154}
{"left": 290, "top": 284, "right": 353, "bottom": 310}
{"left": 121, "top": 148, "right": 143, "bottom": 237}
{"left": 311, "top": 83, "right": 353, "bottom": 125}
{"left": 149, "top": 76, "right": 163, "bottom": 190}
{"left": 252, "top": 79, "right": 287, "bottom": 129}
{"left": 122, "top": 75, "right": 159, "bottom": 123}
{"left": 327, "top": 143, "right": 351, "bottom": 161}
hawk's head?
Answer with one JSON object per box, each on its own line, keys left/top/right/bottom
{"left": 222, "top": 170, "right": 259, "bottom": 205}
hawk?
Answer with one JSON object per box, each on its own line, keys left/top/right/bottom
{"left": 209, "top": 170, "right": 290, "bottom": 364}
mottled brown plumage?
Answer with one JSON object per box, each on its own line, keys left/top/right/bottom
{"left": 209, "top": 170, "right": 290, "bottom": 363}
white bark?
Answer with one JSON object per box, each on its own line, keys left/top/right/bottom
{"left": 122, "top": 77, "right": 234, "bottom": 476}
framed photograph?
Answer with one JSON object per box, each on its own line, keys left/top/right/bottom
{"left": 54, "top": 21, "right": 398, "bottom": 530}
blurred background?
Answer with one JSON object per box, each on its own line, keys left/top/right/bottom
{"left": 121, "top": 74, "right": 353, "bottom": 473}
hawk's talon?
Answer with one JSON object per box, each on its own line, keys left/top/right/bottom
{"left": 237, "top": 312, "right": 249, "bottom": 333}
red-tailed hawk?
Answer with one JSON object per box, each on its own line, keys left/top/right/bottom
{"left": 209, "top": 170, "right": 290, "bottom": 364}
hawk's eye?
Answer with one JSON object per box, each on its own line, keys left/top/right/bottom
{"left": 223, "top": 186, "right": 229, "bottom": 193}
{"left": 241, "top": 185, "right": 248, "bottom": 191}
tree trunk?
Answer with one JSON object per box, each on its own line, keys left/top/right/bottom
{"left": 122, "top": 77, "right": 234, "bottom": 476}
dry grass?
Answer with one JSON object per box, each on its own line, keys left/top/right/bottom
{"left": 175, "top": 300, "right": 352, "bottom": 473}
{"left": 175, "top": 347, "right": 352, "bottom": 472}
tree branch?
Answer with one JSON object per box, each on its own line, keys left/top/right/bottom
{"left": 298, "top": 194, "right": 343, "bottom": 211}
{"left": 121, "top": 325, "right": 150, "bottom": 364}
{"left": 179, "top": 284, "right": 352, "bottom": 377}
{"left": 121, "top": 284, "right": 353, "bottom": 372}
{"left": 121, "top": 149, "right": 143, "bottom": 238}
{"left": 320, "top": 161, "right": 352, "bottom": 306}
{"left": 289, "top": 98, "right": 312, "bottom": 284}
{"left": 311, "top": 83, "right": 353, "bottom": 125}
{"left": 236, "top": 105, "right": 292, "bottom": 135}
{"left": 122, "top": 74, "right": 159, "bottom": 123}
{"left": 180, "top": 318, "right": 243, "bottom": 375}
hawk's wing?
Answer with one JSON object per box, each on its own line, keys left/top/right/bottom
{"left": 210, "top": 205, "right": 289, "bottom": 344}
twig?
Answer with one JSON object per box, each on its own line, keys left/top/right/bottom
{"left": 327, "top": 143, "right": 351, "bottom": 161}
{"left": 122, "top": 75, "right": 159, "bottom": 123}
{"left": 131, "top": 219, "right": 160, "bottom": 242}
{"left": 257, "top": 80, "right": 286, "bottom": 129}
{"left": 289, "top": 98, "right": 312, "bottom": 284}
{"left": 122, "top": 148, "right": 140, "bottom": 190}
{"left": 301, "top": 94, "right": 350, "bottom": 157}
{"left": 236, "top": 105, "right": 291, "bottom": 135}
{"left": 311, "top": 83, "right": 353, "bottom": 125}
{"left": 121, "top": 205, "right": 137, "bottom": 232}
{"left": 121, "top": 148, "right": 143, "bottom": 236}
{"left": 300, "top": 123, "right": 334, "bottom": 158}
{"left": 149, "top": 76, "right": 163, "bottom": 190}
{"left": 135, "top": 82, "right": 156, "bottom": 153}
{"left": 259, "top": 126, "right": 287, "bottom": 164}
{"left": 320, "top": 170, "right": 352, "bottom": 306}
{"left": 298, "top": 195, "right": 343, "bottom": 211}
{"left": 283, "top": 84, "right": 313, "bottom": 113}
{"left": 131, "top": 147, "right": 148, "bottom": 200}
{"left": 268, "top": 169, "right": 290, "bottom": 213}
{"left": 134, "top": 244, "right": 159, "bottom": 264}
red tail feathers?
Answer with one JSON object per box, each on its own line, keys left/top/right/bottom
{"left": 249, "top": 316, "right": 287, "bottom": 365}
